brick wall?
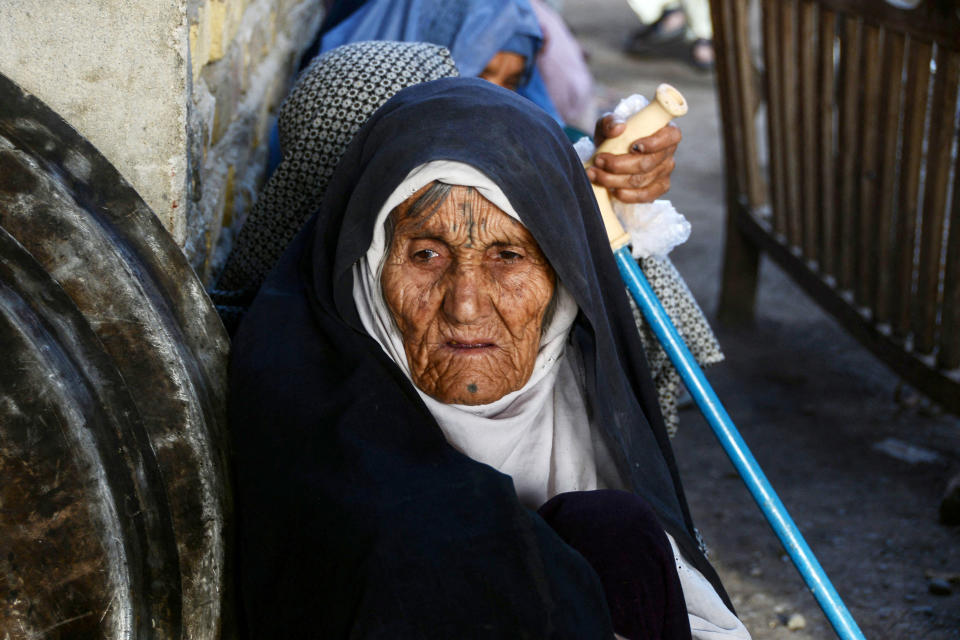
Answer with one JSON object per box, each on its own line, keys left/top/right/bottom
{"left": 186, "top": 0, "right": 323, "bottom": 281}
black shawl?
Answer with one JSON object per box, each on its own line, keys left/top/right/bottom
{"left": 229, "top": 78, "right": 728, "bottom": 638}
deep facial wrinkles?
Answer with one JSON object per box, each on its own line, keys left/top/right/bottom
{"left": 381, "top": 184, "right": 556, "bottom": 405}
{"left": 463, "top": 188, "right": 476, "bottom": 248}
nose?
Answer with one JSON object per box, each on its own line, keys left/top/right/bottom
{"left": 442, "top": 263, "right": 490, "bottom": 325}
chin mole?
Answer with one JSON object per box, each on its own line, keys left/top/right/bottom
{"left": 467, "top": 383, "right": 478, "bottom": 394}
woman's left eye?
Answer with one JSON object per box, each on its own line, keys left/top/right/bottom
{"left": 498, "top": 250, "right": 523, "bottom": 262}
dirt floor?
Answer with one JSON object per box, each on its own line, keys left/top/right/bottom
{"left": 560, "top": 1, "right": 960, "bottom": 637}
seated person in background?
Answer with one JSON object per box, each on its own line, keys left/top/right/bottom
{"left": 313, "top": 0, "right": 681, "bottom": 205}
{"left": 623, "top": 0, "right": 715, "bottom": 71}
{"left": 229, "top": 77, "right": 749, "bottom": 638}
{"left": 529, "top": 0, "right": 599, "bottom": 134}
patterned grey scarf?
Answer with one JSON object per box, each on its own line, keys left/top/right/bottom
{"left": 630, "top": 256, "right": 723, "bottom": 436}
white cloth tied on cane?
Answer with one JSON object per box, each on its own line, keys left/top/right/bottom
{"left": 574, "top": 94, "right": 691, "bottom": 260}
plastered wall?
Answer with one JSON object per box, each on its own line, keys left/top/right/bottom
{"left": 0, "top": 0, "right": 323, "bottom": 280}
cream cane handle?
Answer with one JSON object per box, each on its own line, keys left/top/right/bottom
{"left": 586, "top": 84, "right": 688, "bottom": 250}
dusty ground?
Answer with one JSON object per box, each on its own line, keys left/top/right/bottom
{"left": 561, "top": 1, "right": 960, "bottom": 637}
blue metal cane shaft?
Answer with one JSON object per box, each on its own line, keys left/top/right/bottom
{"left": 614, "top": 247, "right": 865, "bottom": 640}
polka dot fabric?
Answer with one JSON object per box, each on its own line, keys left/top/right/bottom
{"left": 629, "top": 256, "right": 724, "bottom": 436}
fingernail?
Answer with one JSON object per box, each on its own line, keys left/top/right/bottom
{"left": 632, "top": 143, "right": 643, "bottom": 153}
{"left": 586, "top": 168, "right": 597, "bottom": 181}
{"left": 594, "top": 157, "right": 605, "bottom": 169}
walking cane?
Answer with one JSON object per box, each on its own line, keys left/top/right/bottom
{"left": 586, "top": 84, "right": 867, "bottom": 640}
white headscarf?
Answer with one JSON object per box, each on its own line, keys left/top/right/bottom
{"left": 352, "top": 161, "right": 617, "bottom": 508}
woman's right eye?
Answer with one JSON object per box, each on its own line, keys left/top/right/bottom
{"left": 412, "top": 248, "right": 440, "bottom": 262}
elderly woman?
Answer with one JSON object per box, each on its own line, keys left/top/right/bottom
{"left": 230, "top": 78, "right": 748, "bottom": 638}
{"left": 216, "top": 41, "right": 720, "bottom": 434}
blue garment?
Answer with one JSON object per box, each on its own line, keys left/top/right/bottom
{"left": 318, "top": 0, "right": 563, "bottom": 122}
{"left": 517, "top": 65, "right": 563, "bottom": 124}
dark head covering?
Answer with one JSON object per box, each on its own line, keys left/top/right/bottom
{"left": 229, "top": 77, "right": 729, "bottom": 637}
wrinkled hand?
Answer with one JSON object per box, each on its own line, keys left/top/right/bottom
{"left": 585, "top": 114, "right": 681, "bottom": 203}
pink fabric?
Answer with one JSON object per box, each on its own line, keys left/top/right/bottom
{"left": 532, "top": 0, "right": 595, "bottom": 130}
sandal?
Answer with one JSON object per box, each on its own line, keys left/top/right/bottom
{"left": 689, "top": 38, "right": 715, "bottom": 71}
{"left": 623, "top": 8, "right": 687, "bottom": 56}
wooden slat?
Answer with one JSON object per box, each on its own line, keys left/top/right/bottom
{"left": 913, "top": 46, "right": 960, "bottom": 354}
{"left": 732, "top": 0, "right": 765, "bottom": 209}
{"left": 719, "top": 202, "right": 763, "bottom": 325}
{"left": 798, "top": 0, "right": 819, "bottom": 261}
{"left": 715, "top": 0, "right": 747, "bottom": 201}
{"left": 780, "top": 0, "right": 802, "bottom": 247}
{"left": 939, "top": 90, "right": 960, "bottom": 369}
{"left": 872, "top": 32, "right": 906, "bottom": 324}
{"left": 763, "top": 0, "right": 788, "bottom": 236}
{"left": 712, "top": 0, "right": 741, "bottom": 199}
{"left": 816, "top": 9, "right": 838, "bottom": 278}
{"left": 715, "top": 0, "right": 762, "bottom": 324}
{"left": 709, "top": 0, "right": 734, "bottom": 167}
{"left": 836, "top": 14, "right": 863, "bottom": 292}
{"left": 855, "top": 24, "right": 883, "bottom": 309}
{"left": 892, "top": 38, "right": 932, "bottom": 339}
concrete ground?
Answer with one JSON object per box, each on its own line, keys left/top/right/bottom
{"left": 561, "top": 1, "right": 960, "bottom": 638}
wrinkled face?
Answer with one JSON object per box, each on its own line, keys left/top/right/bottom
{"left": 479, "top": 51, "right": 526, "bottom": 91}
{"left": 381, "top": 184, "right": 556, "bottom": 405}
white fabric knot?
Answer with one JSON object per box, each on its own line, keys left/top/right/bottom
{"left": 614, "top": 199, "right": 691, "bottom": 259}
{"left": 573, "top": 136, "right": 596, "bottom": 163}
{"left": 612, "top": 93, "right": 650, "bottom": 121}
